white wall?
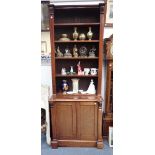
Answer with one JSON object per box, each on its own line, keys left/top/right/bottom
{"left": 41, "top": 32, "right": 52, "bottom": 95}
{"left": 41, "top": 27, "right": 113, "bottom": 109}
{"left": 41, "top": 32, "right": 51, "bottom": 55}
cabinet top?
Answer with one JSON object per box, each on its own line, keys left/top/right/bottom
{"left": 48, "top": 2, "right": 105, "bottom": 15}
{"left": 49, "top": 0, "right": 105, "bottom": 6}
{"left": 49, "top": 94, "right": 103, "bottom": 102}
{"left": 49, "top": 2, "right": 105, "bottom": 9}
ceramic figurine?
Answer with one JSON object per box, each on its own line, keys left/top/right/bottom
{"left": 73, "top": 27, "right": 79, "bottom": 41}
{"left": 77, "top": 61, "right": 84, "bottom": 75}
{"left": 71, "top": 78, "right": 79, "bottom": 93}
{"left": 61, "top": 68, "right": 67, "bottom": 75}
{"left": 79, "top": 46, "right": 87, "bottom": 57}
{"left": 87, "top": 27, "right": 93, "bottom": 40}
{"left": 62, "top": 80, "right": 69, "bottom": 94}
{"left": 64, "top": 47, "right": 72, "bottom": 57}
{"left": 89, "top": 46, "right": 96, "bottom": 57}
{"left": 73, "top": 44, "right": 78, "bottom": 57}
{"left": 56, "top": 46, "right": 63, "bottom": 57}
{"left": 79, "top": 33, "right": 86, "bottom": 40}
{"left": 86, "top": 79, "right": 96, "bottom": 94}
{"left": 70, "top": 66, "right": 74, "bottom": 74}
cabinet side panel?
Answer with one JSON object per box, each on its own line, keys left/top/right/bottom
{"left": 98, "top": 4, "right": 105, "bottom": 95}
{"left": 49, "top": 6, "right": 56, "bottom": 94}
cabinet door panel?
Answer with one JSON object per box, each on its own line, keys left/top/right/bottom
{"left": 77, "top": 102, "right": 97, "bottom": 140}
{"left": 56, "top": 102, "right": 76, "bottom": 139}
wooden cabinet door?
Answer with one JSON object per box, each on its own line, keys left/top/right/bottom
{"left": 77, "top": 102, "right": 98, "bottom": 140}
{"left": 55, "top": 102, "right": 76, "bottom": 139}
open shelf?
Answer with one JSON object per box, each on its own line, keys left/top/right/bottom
{"left": 54, "top": 23, "right": 100, "bottom": 26}
{"left": 55, "top": 57, "right": 98, "bottom": 60}
{"left": 56, "top": 74, "right": 98, "bottom": 78}
{"left": 55, "top": 40, "right": 99, "bottom": 43}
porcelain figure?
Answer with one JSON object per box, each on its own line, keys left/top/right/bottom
{"left": 62, "top": 80, "right": 69, "bottom": 94}
{"left": 86, "top": 79, "right": 96, "bottom": 94}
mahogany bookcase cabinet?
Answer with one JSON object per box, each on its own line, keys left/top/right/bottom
{"left": 48, "top": 3, "right": 106, "bottom": 149}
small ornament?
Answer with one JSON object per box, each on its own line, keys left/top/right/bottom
{"left": 90, "top": 68, "right": 98, "bottom": 75}
{"left": 77, "top": 61, "right": 84, "bottom": 75}
{"left": 73, "top": 44, "right": 78, "bottom": 57}
{"left": 86, "top": 79, "right": 96, "bottom": 94}
{"left": 64, "top": 47, "right": 72, "bottom": 57}
{"left": 62, "top": 80, "right": 69, "bottom": 94}
{"left": 70, "top": 66, "right": 74, "bottom": 74}
{"left": 56, "top": 46, "right": 63, "bottom": 57}
{"left": 89, "top": 46, "right": 96, "bottom": 58}
{"left": 79, "top": 46, "right": 87, "bottom": 57}
{"left": 87, "top": 27, "right": 93, "bottom": 40}
{"left": 84, "top": 68, "right": 90, "bottom": 75}
{"left": 61, "top": 68, "right": 67, "bottom": 75}
{"left": 59, "top": 34, "right": 70, "bottom": 41}
{"left": 79, "top": 33, "right": 86, "bottom": 40}
{"left": 73, "top": 27, "right": 79, "bottom": 41}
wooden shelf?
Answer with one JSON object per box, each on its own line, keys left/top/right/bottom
{"left": 56, "top": 74, "right": 98, "bottom": 78}
{"left": 55, "top": 40, "right": 99, "bottom": 43}
{"left": 55, "top": 57, "right": 98, "bottom": 60}
{"left": 54, "top": 23, "right": 100, "bottom": 26}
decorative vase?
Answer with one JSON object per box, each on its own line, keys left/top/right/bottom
{"left": 71, "top": 78, "right": 79, "bottom": 93}
{"left": 87, "top": 27, "right": 93, "bottom": 40}
{"left": 70, "top": 66, "right": 74, "bottom": 74}
{"left": 79, "top": 33, "right": 86, "bottom": 40}
{"left": 73, "top": 44, "right": 78, "bottom": 57}
{"left": 73, "top": 27, "right": 79, "bottom": 41}
{"left": 62, "top": 80, "right": 69, "bottom": 94}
